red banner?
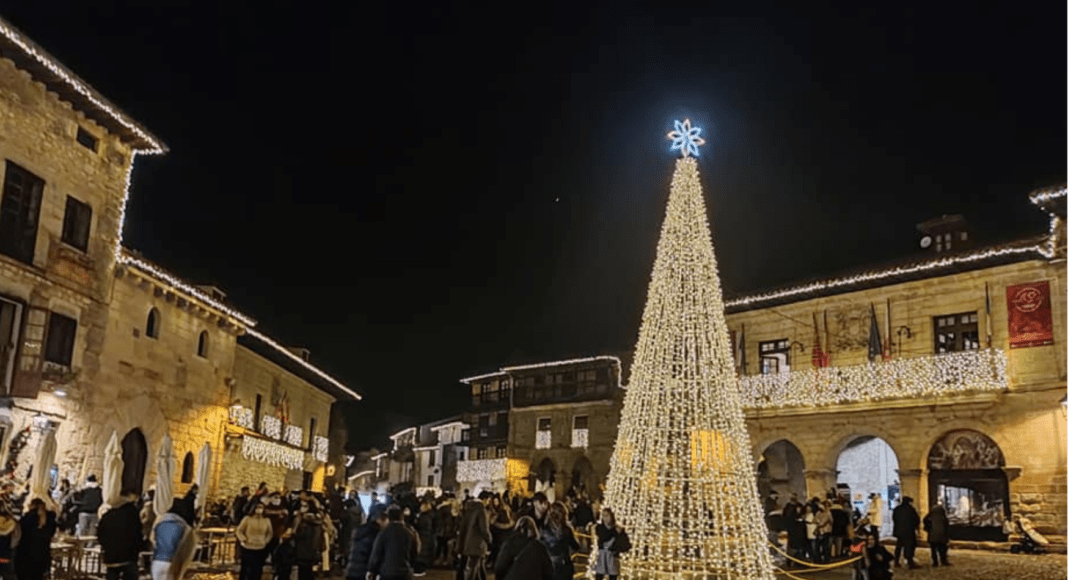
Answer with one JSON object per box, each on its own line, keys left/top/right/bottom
{"left": 1006, "top": 281, "right": 1054, "bottom": 349}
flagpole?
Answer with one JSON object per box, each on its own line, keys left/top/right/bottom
{"left": 985, "top": 282, "right": 992, "bottom": 348}
{"left": 886, "top": 298, "right": 892, "bottom": 360}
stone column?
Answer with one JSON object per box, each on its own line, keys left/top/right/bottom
{"left": 804, "top": 468, "right": 838, "bottom": 501}
{"left": 897, "top": 469, "right": 925, "bottom": 512}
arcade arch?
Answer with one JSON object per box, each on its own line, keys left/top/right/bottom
{"left": 758, "top": 439, "right": 806, "bottom": 512}
{"left": 835, "top": 436, "right": 899, "bottom": 533}
{"left": 926, "top": 429, "right": 1008, "bottom": 541}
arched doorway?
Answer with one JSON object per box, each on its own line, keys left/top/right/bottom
{"left": 533, "top": 458, "right": 556, "bottom": 502}
{"left": 758, "top": 439, "right": 806, "bottom": 514}
{"left": 120, "top": 428, "right": 148, "bottom": 496}
{"left": 569, "top": 456, "right": 594, "bottom": 498}
{"left": 927, "top": 429, "right": 1008, "bottom": 541}
{"left": 836, "top": 436, "right": 899, "bottom": 534}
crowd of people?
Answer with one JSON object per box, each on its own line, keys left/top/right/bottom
{"left": 765, "top": 489, "right": 953, "bottom": 580}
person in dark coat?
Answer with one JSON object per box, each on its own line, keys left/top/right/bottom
{"left": 0, "top": 506, "right": 17, "bottom": 580}
{"left": 292, "top": 509, "right": 325, "bottom": 580}
{"left": 891, "top": 497, "right": 920, "bottom": 569}
{"left": 75, "top": 475, "right": 104, "bottom": 537}
{"left": 413, "top": 501, "right": 436, "bottom": 574}
{"left": 98, "top": 492, "right": 146, "bottom": 580}
{"left": 232, "top": 487, "right": 251, "bottom": 526}
{"left": 458, "top": 496, "right": 491, "bottom": 580}
{"left": 434, "top": 499, "right": 457, "bottom": 567}
{"left": 173, "top": 485, "right": 198, "bottom": 527}
{"left": 16, "top": 498, "right": 57, "bottom": 580}
{"left": 923, "top": 503, "right": 951, "bottom": 567}
{"left": 345, "top": 510, "right": 387, "bottom": 580}
{"left": 494, "top": 516, "right": 553, "bottom": 580}
{"left": 367, "top": 505, "right": 418, "bottom": 580}
{"left": 538, "top": 502, "right": 578, "bottom": 580}
{"left": 862, "top": 534, "right": 895, "bottom": 580}
{"left": 782, "top": 495, "right": 805, "bottom": 563}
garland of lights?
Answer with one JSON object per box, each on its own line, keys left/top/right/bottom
{"left": 284, "top": 425, "right": 304, "bottom": 447}
{"left": 571, "top": 428, "right": 589, "bottom": 449}
{"left": 739, "top": 348, "right": 1007, "bottom": 409}
{"left": 314, "top": 436, "right": 329, "bottom": 462}
{"left": 2, "top": 427, "right": 31, "bottom": 476}
{"left": 241, "top": 436, "right": 303, "bottom": 470}
{"left": 456, "top": 458, "right": 507, "bottom": 482}
{"left": 261, "top": 415, "right": 282, "bottom": 439}
{"left": 229, "top": 405, "right": 254, "bottom": 429}
{"left": 604, "top": 130, "right": 775, "bottom": 579}
{"left": 535, "top": 430, "right": 552, "bottom": 450}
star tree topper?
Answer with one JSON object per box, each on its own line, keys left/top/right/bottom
{"left": 667, "top": 118, "right": 706, "bottom": 157}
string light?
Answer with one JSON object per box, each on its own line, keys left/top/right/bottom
{"left": 739, "top": 348, "right": 1007, "bottom": 409}
{"left": 242, "top": 436, "right": 303, "bottom": 470}
{"left": 459, "top": 371, "right": 508, "bottom": 384}
{"left": 314, "top": 436, "right": 329, "bottom": 462}
{"left": 456, "top": 458, "right": 507, "bottom": 483}
{"left": 242, "top": 328, "right": 362, "bottom": 400}
{"left": 261, "top": 415, "right": 282, "bottom": 439}
{"left": 1028, "top": 185, "right": 1067, "bottom": 205}
{"left": 604, "top": 153, "right": 775, "bottom": 579}
{"left": 463, "top": 356, "right": 625, "bottom": 389}
{"left": 118, "top": 252, "right": 257, "bottom": 326}
{"left": 284, "top": 425, "right": 304, "bottom": 447}
{"left": 571, "top": 428, "right": 589, "bottom": 449}
{"left": 228, "top": 405, "right": 254, "bottom": 430}
{"left": 535, "top": 430, "right": 552, "bottom": 450}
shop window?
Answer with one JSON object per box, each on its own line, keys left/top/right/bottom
{"left": 934, "top": 312, "right": 980, "bottom": 353}
{"left": 759, "top": 339, "right": 790, "bottom": 374}
{"left": 44, "top": 313, "right": 76, "bottom": 367}
{"left": 146, "top": 308, "right": 160, "bottom": 339}
{"left": 181, "top": 452, "right": 194, "bottom": 483}
{"left": 61, "top": 196, "right": 92, "bottom": 252}
{"left": 0, "top": 161, "right": 44, "bottom": 265}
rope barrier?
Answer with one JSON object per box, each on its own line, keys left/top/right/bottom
{"left": 768, "top": 540, "right": 861, "bottom": 569}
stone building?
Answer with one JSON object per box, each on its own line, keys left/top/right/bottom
{"left": 456, "top": 356, "right": 624, "bottom": 500}
{"left": 729, "top": 188, "right": 1066, "bottom": 542}
{"left": 412, "top": 417, "right": 467, "bottom": 496}
{"left": 0, "top": 17, "right": 360, "bottom": 504}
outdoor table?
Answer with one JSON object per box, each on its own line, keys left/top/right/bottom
{"left": 196, "top": 527, "right": 235, "bottom": 565}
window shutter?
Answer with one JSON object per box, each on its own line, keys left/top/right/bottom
{"left": 10, "top": 307, "right": 47, "bottom": 398}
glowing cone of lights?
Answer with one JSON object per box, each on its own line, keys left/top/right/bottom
{"left": 603, "top": 120, "right": 775, "bottom": 579}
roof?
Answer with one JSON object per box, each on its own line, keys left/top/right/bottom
{"left": 0, "top": 16, "right": 165, "bottom": 152}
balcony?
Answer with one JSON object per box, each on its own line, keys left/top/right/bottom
{"left": 738, "top": 348, "right": 1008, "bottom": 409}
{"left": 513, "top": 382, "right": 613, "bottom": 407}
{"left": 471, "top": 390, "right": 510, "bottom": 409}
{"left": 467, "top": 425, "right": 508, "bottom": 445}
{"left": 456, "top": 458, "right": 506, "bottom": 482}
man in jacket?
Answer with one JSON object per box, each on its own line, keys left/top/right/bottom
{"left": 346, "top": 510, "right": 388, "bottom": 580}
{"left": 891, "top": 497, "right": 921, "bottom": 569}
{"left": 458, "top": 494, "right": 491, "bottom": 580}
{"left": 923, "top": 502, "right": 951, "bottom": 567}
{"left": 367, "top": 505, "right": 418, "bottom": 580}
{"left": 98, "top": 492, "right": 145, "bottom": 580}
{"left": 232, "top": 487, "right": 251, "bottom": 527}
{"left": 76, "top": 475, "right": 104, "bottom": 537}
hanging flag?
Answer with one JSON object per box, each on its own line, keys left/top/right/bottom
{"left": 883, "top": 299, "right": 892, "bottom": 361}
{"left": 823, "top": 310, "right": 831, "bottom": 367}
{"left": 985, "top": 282, "right": 992, "bottom": 348}
{"left": 811, "top": 312, "right": 826, "bottom": 368}
{"left": 737, "top": 324, "right": 747, "bottom": 376}
{"left": 868, "top": 303, "right": 883, "bottom": 363}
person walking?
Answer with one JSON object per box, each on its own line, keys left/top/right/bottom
{"left": 891, "top": 496, "right": 920, "bottom": 569}
{"left": 237, "top": 501, "right": 274, "bottom": 580}
{"left": 367, "top": 505, "right": 418, "bottom": 580}
{"left": 345, "top": 509, "right": 387, "bottom": 580}
{"left": 75, "top": 474, "right": 103, "bottom": 537}
{"left": 98, "top": 491, "right": 145, "bottom": 580}
{"left": 923, "top": 502, "right": 951, "bottom": 567}
{"left": 152, "top": 504, "right": 196, "bottom": 580}
{"left": 539, "top": 502, "right": 578, "bottom": 580}
{"left": 458, "top": 494, "right": 492, "bottom": 580}
{"left": 493, "top": 516, "right": 552, "bottom": 580}
{"left": 292, "top": 506, "right": 325, "bottom": 580}
{"left": 15, "top": 498, "right": 57, "bottom": 580}
{"left": 866, "top": 493, "right": 883, "bottom": 543}
{"left": 829, "top": 500, "right": 851, "bottom": 559}
{"left": 589, "top": 507, "right": 630, "bottom": 580}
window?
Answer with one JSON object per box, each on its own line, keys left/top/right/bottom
{"left": 578, "top": 370, "right": 596, "bottom": 381}
{"left": 536, "top": 417, "right": 551, "bottom": 449}
{"left": 308, "top": 417, "right": 317, "bottom": 450}
{"left": 759, "top": 339, "right": 790, "bottom": 375}
{"left": 427, "top": 475, "right": 434, "bottom": 487}
{"left": 428, "top": 450, "right": 436, "bottom": 467}
{"left": 0, "top": 298, "right": 24, "bottom": 393}
{"left": 488, "top": 413, "right": 497, "bottom": 426}
{"left": 0, "top": 161, "right": 44, "bottom": 264}
{"left": 935, "top": 312, "right": 980, "bottom": 353}
{"left": 572, "top": 416, "right": 589, "bottom": 449}
{"left": 497, "top": 412, "right": 507, "bottom": 429}
{"left": 145, "top": 308, "right": 160, "bottom": 339}
{"left": 254, "top": 394, "right": 263, "bottom": 431}
{"left": 75, "top": 127, "right": 98, "bottom": 151}
{"left": 61, "top": 196, "right": 92, "bottom": 252}
{"left": 43, "top": 313, "right": 76, "bottom": 366}
{"left": 496, "top": 445, "right": 507, "bottom": 458}
{"left": 573, "top": 416, "right": 588, "bottom": 430}
{"left": 458, "top": 449, "right": 465, "bottom": 461}
{"left": 477, "top": 447, "right": 488, "bottom": 459}
{"left": 181, "top": 452, "right": 194, "bottom": 483}
{"left": 197, "top": 331, "right": 209, "bottom": 357}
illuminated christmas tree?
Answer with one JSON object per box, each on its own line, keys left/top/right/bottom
{"left": 603, "top": 120, "right": 775, "bottom": 579}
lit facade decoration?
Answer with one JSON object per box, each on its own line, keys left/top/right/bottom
{"left": 604, "top": 147, "right": 775, "bottom": 578}
{"left": 739, "top": 348, "right": 1007, "bottom": 408}
{"left": 284, "top": 425, "right": 304, "bottom": 447}
{"left": 666, "top": 118, "right": 706, "bottom": 158}
{"left": 457, "top": 458, "right": 507, "bottom": 482}
{"left": 229, "top": 405, "right": 254, "bottom": 429}
{"left": 314, "top": 436, "right": 329, "bottom": 462}
{"left": 535, "top": 430, "right": 551, "bottom": 450}
{"left": 571, "top": 428, "right": 589, "bottom": 448}
{"left": 261, "top": 415, "right": 282, "bottom": 439}
{"left": 242, "top": 436, "right": 303, "bottom": 470}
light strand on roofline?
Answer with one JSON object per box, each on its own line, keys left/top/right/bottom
{"left": 0, "top": 20, "right": 164, "bottom": 153}
{"left": 1029, "top": 185, "right": 1067, "bottom": 205}
{"left": 118, "top": 252, "right": 257, "bottom": 326}
{"left": 244, "top": 328, "right": 362, "bottom": 400}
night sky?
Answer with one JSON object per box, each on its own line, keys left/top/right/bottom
{"left": 5, "top": 4, "right": 1064, "bottom": 449}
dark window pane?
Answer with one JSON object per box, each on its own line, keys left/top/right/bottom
{"left": 44, "top": 313, "right": 76, "bottom": 366}
{"left": 0, "top": 161, "right": 44, "bottom": 264}
{"left": 75, "top": 127, "right": 98, "bottom": 151}
{"left": 61, "top": 196, "right": 92, "bottom": 252}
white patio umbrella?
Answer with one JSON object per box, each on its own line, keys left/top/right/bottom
{"left": 194, "top": 442, "right": 211, "bottom": 510}
{"left": 29, "top": 428, "right": 57, "bottom": 510}
{"left": 154, "top": 433, "right": 175, "bottom": 518}
{"left": 102, "top": 431, "right": 124, "bottom": 507}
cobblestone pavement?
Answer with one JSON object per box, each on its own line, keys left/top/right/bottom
{"left": 418, "top": 548, "right": 1066, "bottom": 579}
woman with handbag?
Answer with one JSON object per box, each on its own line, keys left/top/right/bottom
{"left": 589, "top": 508, "right": 630, "bottom": 580}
